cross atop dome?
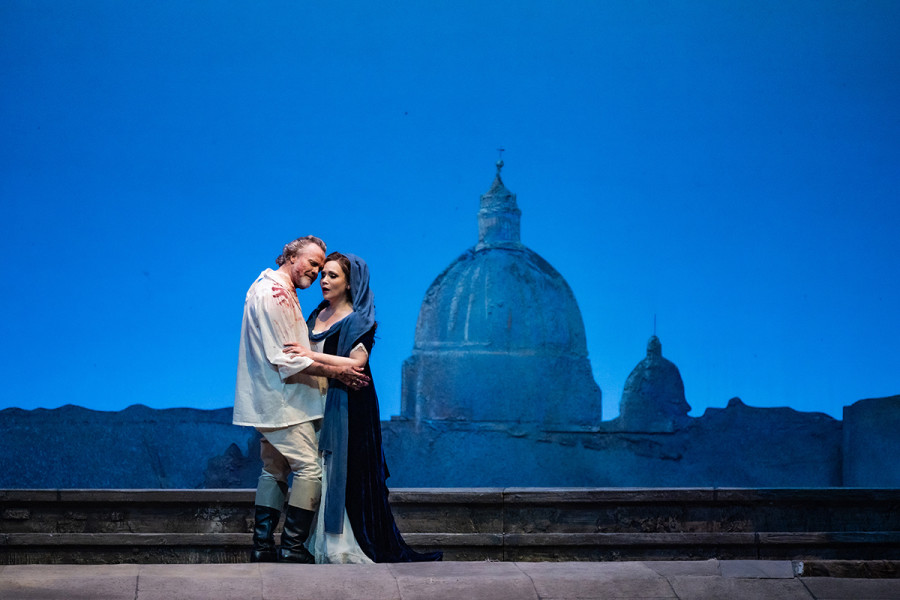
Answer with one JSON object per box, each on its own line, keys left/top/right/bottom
{"left": 478, "top": 153, "right": 521, "bottom": 249}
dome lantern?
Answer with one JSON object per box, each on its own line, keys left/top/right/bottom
{"left": 477, "top": 159, "right": 522, "bottom": 249}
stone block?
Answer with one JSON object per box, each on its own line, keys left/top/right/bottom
{"left": 643, "top": 559, "right": 720, "bottom": 577}
{"left": 136, "top": 564, "right": 261, "bottom": 600}
{"left": 800, "top": 577, "right": 900, "bottom": 600}
{"left": 797, "top": 559, "right": 900, "bottom": 578}
{"left": 403, "top": 532, "right": 502, "bottom": 559}
{"left": 259, "top": 563, "right": 399, "bottom": 600}
{"left": 389, "top": 561, "right": 538, "bottom": 600}
{"left": 391, "top": 488, "right": 503, "bottom": 534}
{"left": 718, "top": 560, "right": 795, "bottom": 578}
{"left": 0, "top": 564, "right": 138, "bottom": 600}
{"left": 668, "top": 575, "right": 814, "bottom": 600}
{"left": 503, "top": 532, "right": 759, "bottom": 562}
{"left": 517, "top": 561, "right": 676, "bottom": 598}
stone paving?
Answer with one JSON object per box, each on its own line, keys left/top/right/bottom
{"left": 1, "top": 560, "right": 899, "bottom": 600}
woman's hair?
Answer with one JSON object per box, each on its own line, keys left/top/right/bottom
{"left": 325, "top": 252, "right": 352, "bottom": 301}
{"left": 275, "top": 235, "right": 326, "bottom": 266}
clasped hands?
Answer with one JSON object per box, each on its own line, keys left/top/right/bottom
{"left": 284, "top": 342, "right": 370, "bottom": 390}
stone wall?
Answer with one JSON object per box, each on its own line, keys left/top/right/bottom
{"left": 0, "top": 405, "right": 259, "bottom": 489}
{"left": 381, "top": 397, "right": 843, "bottom": 488}
{"left": 843, "top": 396, "right": 900, "bottom": 487}
{"left": 1, "top": 397, "right": 898, "bottom": 489}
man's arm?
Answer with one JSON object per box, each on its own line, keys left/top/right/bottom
{"left": 283, "top": 342, "right": 368, "bottom": 369}
{"left": 303, "top": 362, "right": 370, "bottom": 389}
{"left": 257, "top": 288, "right": 369, "bottom": 388}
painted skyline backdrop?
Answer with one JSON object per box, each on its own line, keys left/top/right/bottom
{"left": 2, "top": 1, "right": 898, "bottom": 422}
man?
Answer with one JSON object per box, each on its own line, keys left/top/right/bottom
{"left": 234, "top": 235, "right": 368, "bottom": 563}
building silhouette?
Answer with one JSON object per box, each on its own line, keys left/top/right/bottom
{"left": 0, "top": 163, "right": 898, "bottom": 489}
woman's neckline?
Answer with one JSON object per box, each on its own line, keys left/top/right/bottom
{"left": 313, "top": 311, "right": 350, "bottom": 335}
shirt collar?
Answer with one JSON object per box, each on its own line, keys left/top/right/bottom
{"left": 268, "top": 268, "right": 294, "bottom": 291}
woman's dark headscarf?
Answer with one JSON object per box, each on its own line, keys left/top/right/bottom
{"left": 308, "top": 253, "right": 375, "bottom": 534}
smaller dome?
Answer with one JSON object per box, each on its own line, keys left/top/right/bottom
{"left": 617, "top": 336, "right": 691, "bottom": 431}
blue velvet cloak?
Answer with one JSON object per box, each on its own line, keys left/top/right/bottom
{"left": 309, "top": 254, "right": 441, "bottom": 562}
{"left": 310, "top": 254, "right": 375, "bottom": 536}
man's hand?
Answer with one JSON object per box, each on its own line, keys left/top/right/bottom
{"left": 334, "top": 365, "right": 370, "bottom": 390}
{"left": 272, "top": 285, "right": 296, "bottom": 307}
{"left": 283, "top": 342, "right": 309, "bottom": 358}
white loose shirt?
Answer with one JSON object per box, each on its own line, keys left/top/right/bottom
{"left": 233, "top": 269, "right": 326, "bottom": 427}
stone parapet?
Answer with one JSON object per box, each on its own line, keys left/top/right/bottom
{"left": 2, "top": 488, "right": 899, "bottom": 564}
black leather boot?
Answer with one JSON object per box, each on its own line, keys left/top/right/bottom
{"left": 250, "top": 505, "right": 281, "bottom": 563}
{"left": 277, "top": 505, "right": 315, "bottom": 563}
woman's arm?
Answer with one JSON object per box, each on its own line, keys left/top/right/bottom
{"left": 284, "top": 342, "right": 368, "bottom": 368}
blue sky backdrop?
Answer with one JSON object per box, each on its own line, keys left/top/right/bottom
{"left": 2, "top": 1, "right": 898, "bottom": 421}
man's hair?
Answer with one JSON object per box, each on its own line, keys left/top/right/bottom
{"left": 275, "top": 236, "right": 326, "bottom": 266}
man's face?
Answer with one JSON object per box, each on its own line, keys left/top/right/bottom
{"left": 288, "top": 245, "right": 326, "bottom": 290}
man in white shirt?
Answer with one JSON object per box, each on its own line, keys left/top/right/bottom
{"left": 234, "top": 235, "right": 368, "bottom": 563}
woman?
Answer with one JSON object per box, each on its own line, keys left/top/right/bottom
{"left": 285, "top": 252, "right": 442, "bottom": 564}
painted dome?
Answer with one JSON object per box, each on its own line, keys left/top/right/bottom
{"left": 414, "top": 163, "right": 588, "bottom": 355}
{"left": 617, "top": 335, "right": 691, "bottom": 431}
{"left": 401, "top": 162, "right": 601, "bottom": 426}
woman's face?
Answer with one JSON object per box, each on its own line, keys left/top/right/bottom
{"left": 320, "top": 260, "right": 349, "bottom": 304}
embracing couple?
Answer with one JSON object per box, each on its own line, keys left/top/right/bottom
{"left": 233, "top": 235, "right": 442, "bottom": 564}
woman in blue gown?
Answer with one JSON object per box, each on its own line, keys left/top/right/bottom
{"left": 286, "top": 252, "right": 442, "bottom": 563}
